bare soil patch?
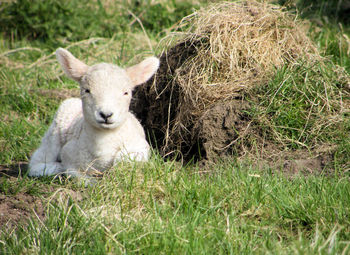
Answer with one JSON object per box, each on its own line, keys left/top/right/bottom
{"left": 256, "top": 148, "right": 334, "bottom": 176}
{"left": 194, "top": 100, "right": 252, "bottom": 160}
{"left": 0, "top": 192, "right": 45, "bottom": 229}
{"left": 0, "top": 163, "right": 45, "bottom": 229}
{"left": 0, "top": 163, "right": 83, "bottom": 230}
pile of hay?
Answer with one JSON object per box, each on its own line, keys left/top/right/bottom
{"left": 174, "top": 1, "right": 317, "bottom": 108}
{"left": 131, "top": 0, "right": 349, "bottom": 161}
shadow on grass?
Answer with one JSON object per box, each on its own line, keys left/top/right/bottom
{"left": 0, "top": 162, "right": 29, "bottom": 178}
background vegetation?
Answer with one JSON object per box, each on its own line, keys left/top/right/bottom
{"left": 0, "top": 0, "right": 349, "bottom": 254}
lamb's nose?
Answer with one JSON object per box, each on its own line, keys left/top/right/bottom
{"left": 99, "top": 111, "right": 113, "bottom": 121}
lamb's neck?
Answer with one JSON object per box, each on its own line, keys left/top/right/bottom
{"left": 82, "top": 122, "right": 122, "bottom": 148}
{"left": 80, "top": 122, "right": 123, "bottom": 169}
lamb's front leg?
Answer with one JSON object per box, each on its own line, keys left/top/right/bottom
{"left": 59, "top": 139, "right": 99, "bottom": 180}
{"left": 29, "top": 123, "right": 64, "bottom": 176}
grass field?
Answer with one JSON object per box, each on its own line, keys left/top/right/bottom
{"left": 0, "top": 0, "right": 349, "bottom": 254}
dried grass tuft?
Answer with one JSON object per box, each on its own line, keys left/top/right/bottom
{"left": 168, "top": 0, "right": 318, "bottom": 117}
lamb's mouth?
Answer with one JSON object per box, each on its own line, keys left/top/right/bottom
{"left": 98, "top": 120, "right": 114, "bottom": 125}
{"left": 98, "top": 122, "right": 117, "bottom": 129}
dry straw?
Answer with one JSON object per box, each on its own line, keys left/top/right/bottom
{"left": 169, "top": 0, "right": 318, "bottom": 115}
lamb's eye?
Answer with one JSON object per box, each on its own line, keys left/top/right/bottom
{"left": 124, "top": 92, "right": 129, "bottom": 96}
{"left": 85, "top": 89, "right": 90, "bottom": 94}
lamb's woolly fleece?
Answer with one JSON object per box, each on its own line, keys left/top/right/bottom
{"left": 29, "top": 48, "right": 159, "bottom": 178}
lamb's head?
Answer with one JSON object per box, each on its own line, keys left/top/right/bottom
{"left": 56, "top": 48, "right": 159, "bottom": 130}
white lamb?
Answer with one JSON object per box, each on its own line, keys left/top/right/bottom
{"left": 28, "top": 48, "right": 159, "bottom": 178}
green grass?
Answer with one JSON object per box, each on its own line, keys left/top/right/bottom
{"left": 0, "top": 0, "right": 349, "bottom": 254}
{"left": 248, "top": 60, "right": 349, "bottom": 155}
{"left": 0, "top": 0, "right": 205, "bottom": 50}
{"left": 1, "top": 157, "right": 350, "bottom": 254}
{"left": 279, "top": 0, "right": 350, "bottom": 72}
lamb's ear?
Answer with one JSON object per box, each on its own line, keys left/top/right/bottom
{"left": 56, "top": 48, "right": 89, "bottom": 82}
{"left": 126, "top": 57, "right": 159, "bottom": 87}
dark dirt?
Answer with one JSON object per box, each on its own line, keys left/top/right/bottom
{"left": 0, "top": 192, "right": 45, "bottom": 229}
{"left": 257, "top": 152, "right": 333, "bottom": 176}
{"left": 278, "top": 148, "right": 334, "bottom": 176}
{"left": 0, "top": 163, "right": 46, "bottom": 229}
{"left": 0, "top": 163, "right": 83, "bottom": 230}
{"left": 193, "top": 100, "right": 252, "bottom": 160}
{"left": 282, "top": 156, "right": 331, "bottom": 175}
{"left": 131, "top": 40, "right": 200, "bottom": 159}
{"left": 199, "top": 152, "right": 333, "bottom": 177}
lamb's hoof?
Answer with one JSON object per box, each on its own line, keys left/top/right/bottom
{"left": 78, "top": 176, "right": 98, "bottom": 187}
{"left": 64, "top": 170, "right": 98, "bottom": 187}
